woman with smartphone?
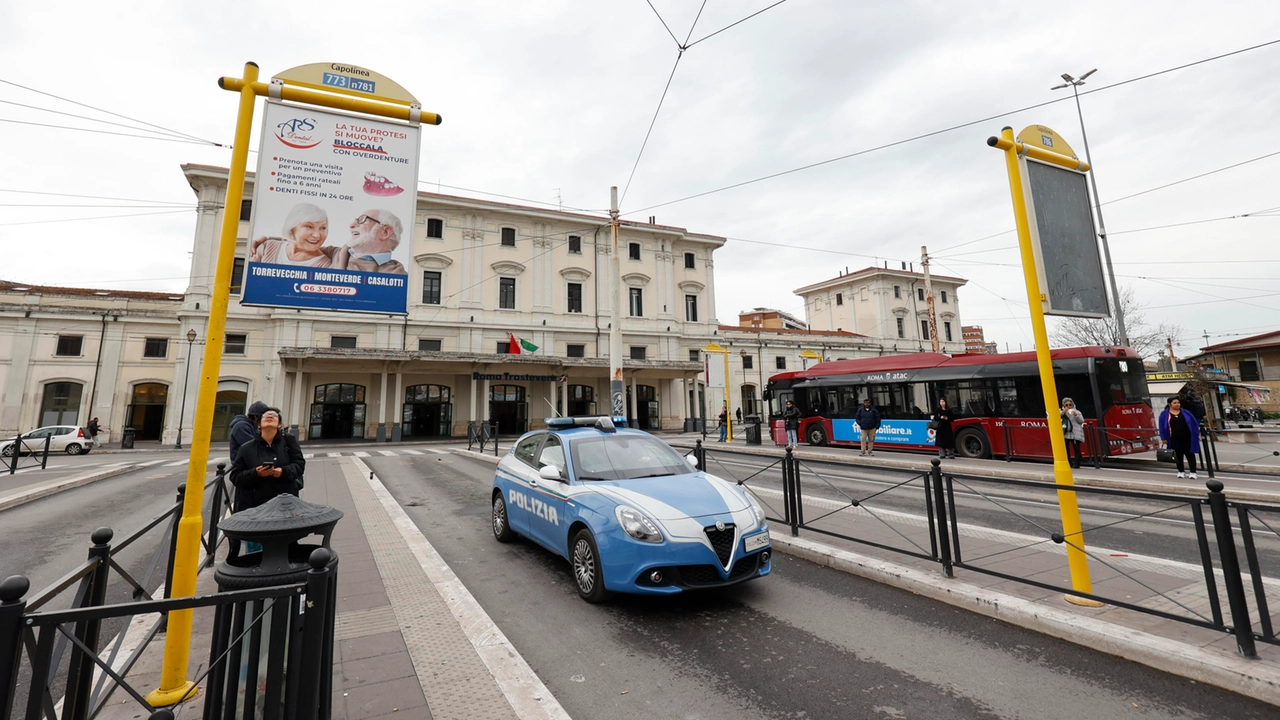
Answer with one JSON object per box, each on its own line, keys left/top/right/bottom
{"left": 229, "top": 407, "right": 306, "bottom": 514}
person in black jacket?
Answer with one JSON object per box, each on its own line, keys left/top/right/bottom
{"left": 230, "top": 407, "right": 305, "bottom": 513}
{"left": 931, "top": 398, "right": 955, "bottom": 459}
{"left": 781, "top": 400, "right": 801, "bottom": 449}
{"left": 229, "top": 400, "right": 270, "bottom": 465}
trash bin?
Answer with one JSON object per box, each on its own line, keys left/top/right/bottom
{"left": 120, "top": 427, "right": 135, "bottom": 449}
{"left": 204, "top": 494, "right": 343, "bottom": 720}
{"left": 745, "top": 415, "right": 762, "bottom": 445}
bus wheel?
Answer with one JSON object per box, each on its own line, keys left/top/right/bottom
{"left": 806, "top": 424, "right": 827, "bottom": 446}
{"left": 954, "top": 429, "right": 990, "bottom": 459}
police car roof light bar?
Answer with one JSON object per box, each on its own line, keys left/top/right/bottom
{"left": 542, "top": 415, "right": 625, "bottom": 433}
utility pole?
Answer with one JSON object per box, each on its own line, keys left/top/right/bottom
{"left": 609, "top": 187, "right": 625, "bottom": 422}
{"left": 1167, "top": 337, "right": 1177, "bottom": 369}
{"left": 921, "top": 246, "right": 940, "bottom": 353}
{"left": 1053, "top": 69, "right": 1128, "bottom": 347}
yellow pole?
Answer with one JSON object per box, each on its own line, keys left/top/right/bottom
{"left": 148, "top": 61, "right": 261, "bottom": 706}
{"left": 991, "top": 126, "right": 1101, "bottom": 607}
{"left": 723, "top": 349, "right": 733, "bottom": 443}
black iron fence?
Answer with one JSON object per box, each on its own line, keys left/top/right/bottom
{"left": 4, "top": 436, "right": 52, "bottom": 475}
{"left": 467, "top": 421, "right": 500, "bottom": 456}
{"left": 691, "top": 440, "right": 1280, "bottom": 658}
{"left": 0, "top": 462, "right": 340, "bottom": 719}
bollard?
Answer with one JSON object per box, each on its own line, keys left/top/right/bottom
{"left": 165, "top": 485, "right": 186, "bottom": 601}
{"left": 298, "top": 548, "right": 336, "bottom": 720}
{"left": 784, "top": 447, "right": 800, "bottom": 537}
{"left": 1206, "top": 480, "right": 1256, "bottom": 657}
{"left": 64, "top": 528, "right": 114, "bottom": 720}
{"left": 0, "top": 575, "right": 30, "bottom": 719}
{"left": 693, "top": 439, "right": 706, "bottom": 472}
{"left": 929, "top": 459, "right": 954, "bottom": 577}
{"left": 41, "top": 435, "right": 51, "bottom": 470}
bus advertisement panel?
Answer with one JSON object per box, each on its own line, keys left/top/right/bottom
{"left": 832, "top": 419, "right": 935, "bottom": 445}
{"left": 241, "top": 101, "right": 421, "bottom": 314}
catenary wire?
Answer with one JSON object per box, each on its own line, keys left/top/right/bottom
{"left": 619, "top": 51, "right": 685, "bottom": 207}
{"left": 644, "top": 0, "right": 683, "bottom": 48}
{"left": 0, "top": 98, "right": 202, "bottom": 143}
{"left": 686, "top": 0, "right": 791, "bottom": 48}
{"left": 0, "top": 118, "right": 216, "bottom": 146}
{"left": 0, "top": 209, "right": 192, "bottom": 227}
{"left": 0, "top": 189, "right": 194, "bottom": 206}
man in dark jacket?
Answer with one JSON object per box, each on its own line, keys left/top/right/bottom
{"left": 854, "top": 398, "right": 882, "bottom": 456}
{"left": 229, "top": 400, "right": 270, "bottom": 464}
{"left": 229, "top": 407, "right": 305, "bottom": 513}
{"left": 781, "top": 400, "right": 801, "bottom": 449}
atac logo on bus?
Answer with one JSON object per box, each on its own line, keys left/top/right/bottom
{"left": 274, "top": 117, "right": 322, "bottom": 149}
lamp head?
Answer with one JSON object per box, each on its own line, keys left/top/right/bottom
{"left": 186, "top": 329, "right": 197, "bottom": 343}
{"left": 1060, "top": 73, "right": 1075, "bottom": 82}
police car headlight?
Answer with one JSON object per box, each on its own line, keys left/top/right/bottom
{"left": 614, "top": 506, "right": 663, "bottom": 543}
{"left": 745, "top": 491, "right": 766, "bottom": 527}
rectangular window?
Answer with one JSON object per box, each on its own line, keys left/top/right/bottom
{"left": 921, "top": 320, "right": 931, "bottom": 340}
{"left": 330, "top": 336, "right": 357, "bottom": 349}
{"left": 501, "top": 227, "right": 516, "bottom": 246}
{"left": 944, "top": 322, "right": 953, "bottom": 342}
{"left": 896, "top": 318, "right": 905, "bottom": 338}
{"left": 775, "top": 356, "right": 787, "bottom": 370}
{"left": 497, "top": 341, "right": 511, "bottom": 354}
{"left": 918, "top": 287, "right": 926, "bottom": 302}
{"left": 941, "top": 290, "right": 949, "bottom": 304}
{"left": 426, "top": 218, "right": 443, "bottom": 238}
{"left": 684, "top": 294, "right": 698, "bottom": 322}
{"left": 56, "top": 335, "right": 83, "bottom": 357}
{"left": 225, "top": 333, "right": 247, "bottom": 355}
{"left": 422, "top": 271, "right": 442, "bottom": 305}
{"left": 893, "top": 285, "right": 901, "bottom": 299}
{"left": 568, "top": 235, "right": 582, "bottom": 254}
{"left": 567, "top": 283, "right": 583, "bottom": 313}
{"left": 143, "top": 337, "right": 168, "bottom": 358}
{"left": 684, "top": 252, "right": 695, "bottom": 269}
{"left": 499, "top": 277, "right": 516, "bottom": 309}
{"left": 567, "top": 344, "right": 585, "bottom": 358}
{"left": 689, "top": 349, "right": 700, "bottom": 362}
{"left": 630, "top": 346, "right": 647, "bottom": 360}
{"left": 628, "top": 242, "right": 641, "bottom": 260}
{"left": 835, "top": 293, "right": 843, "bottom": 306}
{"left": 743, "top": 355, "right": 753, "bottom": 370}
{"left": 239, "top": 199, "right": 252, "bottom": 222}
{"left": 1239, "top": 360, "right": 1260, "bottom": 382}
{"left": 231, "top": 257, "right": 245, "bottom": 294}
{"left": 629, "top": 287, "right": 643, "bottom": 317}
{"left": 419, "top": 338, "right": 442, "bottom": 352}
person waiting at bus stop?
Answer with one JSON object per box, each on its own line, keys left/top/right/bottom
{"left": 718, "top": 406, "right": 729, "bottom": 442}
{"left": 1061, "top": 398, "right": 1086, "bottom": 468}
{"left": 782, "top": 400, "right": 800, "bottom": 449}
{"left": 855, "top": 398, "right": 881, "bottom": 456}
{"left": 230, "top": 407, "right": 306, "bottom": 551}
{"left": 931, "top": 398, "right": 955, "bottom": 459}
{"left": 1159, "top": 397, "right": 1200, "bottom": 480}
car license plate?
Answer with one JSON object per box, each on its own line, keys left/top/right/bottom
{"left": 744, "top": 529, "right": 770, "bottom": 552}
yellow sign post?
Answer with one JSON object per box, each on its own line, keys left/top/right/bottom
{"left": 987, "top": 125, "right": 1102, "bottom": 608}
{"left": 147, "top": 61, "right": 440, "bottom": 707}
{"left": 704, "top": 343, "right": 732, "bottom": 442}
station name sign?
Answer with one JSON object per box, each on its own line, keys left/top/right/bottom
{"left": 473, "top": 371, "right": 566, "bottom": 382}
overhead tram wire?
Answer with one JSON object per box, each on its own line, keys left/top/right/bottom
{"left": 0, "top": 99, "right": 210, "bottom": 143}
{"left": 619, "top": 51, "right": 685, "bottom": 207}
{"left": 0, "top": 118, "right": 216, "bottom": 146}
{"left": 0, "top": 208, "right": 192, "bottom": 227}
{"left": 623, "top": 36, "right": 1280, "bottom": 218}
{"left": 0, "top": 77, "right": 225, "bottom": 146}
{"left": 684, "top": 0, "right": 792, "bottom": 49}
{"left": 644, "top": 0, "right": 683, "bottom": 48}
{"left": 0, "top": 189, "right": 195, "bottom": 206}
{"left": 415, "top": 180, "right": 603, "bottom": 214}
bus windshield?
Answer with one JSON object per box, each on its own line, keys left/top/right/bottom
{"left": 1094, "top": 358, "right": 1147, "bottom": 410}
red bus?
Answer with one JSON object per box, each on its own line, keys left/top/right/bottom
{"left": 765, "top": 346, "right": 1158, "bottom": 460}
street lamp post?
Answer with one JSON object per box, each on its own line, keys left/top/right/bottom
{"left": 175, "top": 329, "right": 197, "bottom": 450}
{"left": 1052, "top": 68, "right": 1128, "bottom": 347}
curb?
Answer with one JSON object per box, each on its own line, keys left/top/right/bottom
{"left": 772, "top": 534, "right": 1280, "bottom": 707}
{"left": 0, "top": 464, "right": 140, "bottom": 512}
{"left": 670, "top": 441, "right": 1280, "bottom": 503}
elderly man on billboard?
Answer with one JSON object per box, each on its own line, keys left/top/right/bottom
{"left": 330, "top": 209, "right": 408, "bottom": 274}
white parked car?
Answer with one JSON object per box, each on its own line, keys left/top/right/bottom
{"left": 1, "top": 425, "right": 95, "bottom": 457}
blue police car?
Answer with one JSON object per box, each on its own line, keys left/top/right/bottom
{"left": 491, "top": 416, "right": 772, "bottom": 602}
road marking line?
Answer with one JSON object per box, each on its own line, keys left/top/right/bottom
{"left": 303, "top": 453, "right": 315, "bottom": 459}
{"left": 163, "top": 459, "right": 189, "bottom": 467}
{"left": 377, "top": 450, "right": 397, "bottom": 456}
{"left": 428, "top": 448, "right": 450, "bottom": 455}
{"left": 401, "top": 449, "right": 424, "bottom": 455}
{"left": 349, "top": 457, "right": 572, "bottom": 720}
{"left": 352, "top": 451, "right": 371, "bottom": 458}
{"left": 138, "top": 460, "right": 165, "bottom": 467}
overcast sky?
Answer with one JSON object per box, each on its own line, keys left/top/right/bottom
{"left": 2, "top": 1, "right": 1277, "bottom": 355}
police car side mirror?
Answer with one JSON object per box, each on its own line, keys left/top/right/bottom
{"left": 538, "top": 464, "right": 563, "bottom": 481}
{"left": 686, "top": 454, "right": 699, "bottom": 468}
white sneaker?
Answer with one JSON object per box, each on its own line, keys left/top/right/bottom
{"left": 1176, "top": 472, "right": 1185, "bottom": 479}
{"left": 1190, "top": 472, "right": 1198, "bottom": 479}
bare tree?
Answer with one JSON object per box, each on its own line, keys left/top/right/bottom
{"left": 1048, "top": 286, "right": 1183, "bottom": 360}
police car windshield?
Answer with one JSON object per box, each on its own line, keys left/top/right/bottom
{"left": 569, "top": 435, "right": 690, "bottom": 481}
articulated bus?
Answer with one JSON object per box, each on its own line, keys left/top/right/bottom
{"left": 765, "top": 346, "right": 1158, "bottom": 460}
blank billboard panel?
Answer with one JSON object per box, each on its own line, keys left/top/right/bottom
{"left": 1024, "top": 160, "right": 1111, "bottom": 318}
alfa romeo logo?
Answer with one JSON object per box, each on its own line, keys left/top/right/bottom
{"left": 715, "top": 520, "right": 725, "bottom": 531}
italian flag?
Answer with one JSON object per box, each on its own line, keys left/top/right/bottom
{"left": 508, "top": 333, "right": 539, "bottom": 354}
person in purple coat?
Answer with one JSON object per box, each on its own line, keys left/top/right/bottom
{"left": 1158, "top": 398, "right": 1201, "bottom": 479}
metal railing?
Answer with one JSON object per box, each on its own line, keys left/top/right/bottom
{"left": 4, "top": 436, "right": 52, "bottom": 475}
{"left": 692, "top": 441, "right": 1280, "bottom": 658}
{"left": 0, "top": 464, "right": 236, "bottom": 719}
{"left": 467, "top": 421, "right": 500, "bottom": 457}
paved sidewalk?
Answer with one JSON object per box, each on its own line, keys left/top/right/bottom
{"left": 95, "top": 455, "right": 563, "bottom": 720}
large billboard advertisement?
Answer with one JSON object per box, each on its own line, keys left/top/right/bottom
{"left": 832, "top": 419, "right": 935, "bottom": 445}
{"left": 241, "top": 100, "right": 421, "bottom": 314}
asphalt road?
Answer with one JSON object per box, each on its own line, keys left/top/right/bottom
{"left": 369, "top": 452, "right": 1277, "bottom": 720}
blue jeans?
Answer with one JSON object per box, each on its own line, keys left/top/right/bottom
{"left": 719, "top": 424, "right": 728, "bottom": 441}
{"left": 786, "top": 429, "right": 798, "bottom": 447}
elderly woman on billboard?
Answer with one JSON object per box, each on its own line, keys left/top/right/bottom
{"left": 249, "top": 203, "right": 334, "bottom": 267}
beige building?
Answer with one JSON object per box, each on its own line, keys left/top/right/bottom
{"left": 795, "top": 265, "right": 968, "bottom": 354}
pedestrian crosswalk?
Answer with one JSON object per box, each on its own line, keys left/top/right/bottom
{"left": 304, "top": 446, "right": 464, "bottom": 460}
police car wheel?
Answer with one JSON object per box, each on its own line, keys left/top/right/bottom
{"left": 571, "top": 529, "right": 610, "bottom": 603}
{"left": 492, "top": 493, "right": 517, "bottom": 543}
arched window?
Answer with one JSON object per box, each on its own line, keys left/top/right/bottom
{"left": 211, "top": 380, "right": 249, "bottom": 442}
{"left": 403, "top": 384, "right": 453, "bottom": 438}
{"left": 310, "top": 383, "right": 367, "bottom": 439}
